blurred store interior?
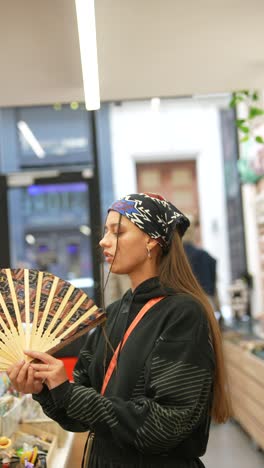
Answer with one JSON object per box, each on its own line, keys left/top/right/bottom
{"left": 0, "top": 1, "right": 264, "bottom": 466}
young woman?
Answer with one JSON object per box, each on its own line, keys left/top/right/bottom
{"left": 7, "top": 193, "right": 231, "bottom": 468}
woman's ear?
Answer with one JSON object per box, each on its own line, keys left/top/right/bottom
{"left": 146, "top": 237, "right": 159, "bottom": 250}
{"left": 146, "top": 237, "right": 162, "bottom": 262}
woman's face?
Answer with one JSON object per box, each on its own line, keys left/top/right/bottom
{"left": 99, "top": 210, "right": 150, "bottom": 275}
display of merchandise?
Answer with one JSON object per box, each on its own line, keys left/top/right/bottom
{"left": 0, "top": 268, "right": 106, "bottom": 370}
{"left": 0, "top": 425, "right": 55, "bottom": 467}
{"left": 0, "top": 375, "right": 10, "bottom": 399}
{"left": 0, "top": 392, "right": 68, "bottom": 467}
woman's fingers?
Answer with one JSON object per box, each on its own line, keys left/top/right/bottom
{"left": 29, "top": 358, "right": 68, "bottom": 390}
{"left": 16, "top": 362, "right": 30, "bottom": 384}
{"left": 7, "top": 360, "right": 25, "bottom": 381}
{"left": 27, "top": 364, "right": 38, "bottom": 383}
{"left": 16, "top": 353, "right": 68, "bottom": 391}
{"left": 30, "top": 362, "right": 49, "bottom": 371}
{"left": 6, "top": 359, "right": 46, "bottom": 394}
{"left": 29, "top": 357, "right": 54, "bottom": 382}
{"left": 7, "top": 361, "right": 32, "bottom": 392}
{"left": 24, "top": 350, "right": 54, "bottom": 364}
{"left": 32, "top": 370, "right": 46, "bottom": 381}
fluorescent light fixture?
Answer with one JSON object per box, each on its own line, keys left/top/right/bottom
{"left": 151, "top": 97, "right": 161, "bottom": 112}
{"left": 79, "top": 225, "right": 91, "bottom": 236}
{"left": 25, "top": 234, "right": 36, "bottom": 245}
{"left": 69, "top": 277, "right": 94, "bottom": 288}
{"left": 17, "top": 121, "right": 46, "bottom": 158}
{"left": 75, "top": 0, "right": 100, "bottom": 111}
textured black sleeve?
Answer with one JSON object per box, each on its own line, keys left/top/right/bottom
{"left": 49, "top": 301, "right": 215, "bottom": 452}
{"left": 32, "top": 327, "right": 101, "bottom": 432}
{"left": 32, "top": 384, "right": 88, "bottom": 432}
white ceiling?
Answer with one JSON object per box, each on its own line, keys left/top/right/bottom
{"left": 0, "top": 0, "right": 263, "bottom": 107}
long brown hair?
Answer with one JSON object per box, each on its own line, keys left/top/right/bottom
{"left": 158, "top": 231, "right": 232, "bottom": 423}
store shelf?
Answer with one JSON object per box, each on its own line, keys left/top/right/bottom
{"left": 50, "top": 431, "right": 74, "bottom": 468}
{"left": 0, "top": 401, "right": 75, "bottom": 467}
{"left": 19, "top": 420, "right": 75, "bottom": 467}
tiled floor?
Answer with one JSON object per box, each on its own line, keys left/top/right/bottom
{"left": 201, "top": 421, "right": 264, "bottom": 468}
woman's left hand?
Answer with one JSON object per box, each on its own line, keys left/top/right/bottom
{"left": 25, "top": 351, "right": 69, "bottom": 390}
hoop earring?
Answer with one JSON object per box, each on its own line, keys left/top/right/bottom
{"left": 147, "top": 247, "right": 152, "bottom": 259}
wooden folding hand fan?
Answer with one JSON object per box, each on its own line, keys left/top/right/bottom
{"left": 0, "top": 268, "right": 106, "bottom": 371}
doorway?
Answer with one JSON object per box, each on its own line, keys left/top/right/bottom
{"left": 136, "top": 159, "right": 199, "bottom": 215}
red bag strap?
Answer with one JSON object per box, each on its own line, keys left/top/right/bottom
{"left": 101, "top": 296, "right": 164, "bottom": 395}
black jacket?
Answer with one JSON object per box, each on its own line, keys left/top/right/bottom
{"left": 33, "top": 277, "right": 214, "bottom": 467}
{"left": 184, "top": 243, "right": 217, "bottom": 297}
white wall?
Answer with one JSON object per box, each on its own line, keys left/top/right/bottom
{"left": 242, "top": 185, "right": 263, "bottom": 317}
{"left": 237, "top": 99, "right": 264, "bottom": 318}
{"left": 109, "top": 97, "right": 231, "bottom": 306}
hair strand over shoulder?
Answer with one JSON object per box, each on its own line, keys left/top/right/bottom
{"left": 158, "top": 231, "right": 232, "bottom": 423}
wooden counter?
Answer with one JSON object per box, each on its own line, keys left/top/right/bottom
{"left": 223, "top": 339, "right": 264, "bottom": 450}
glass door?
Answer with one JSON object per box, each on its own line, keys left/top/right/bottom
{"left": 1, "top": 171, "right": 101, "bottom": 357}
{"left": 7, "top": 174, "right": 98, "bottom": 296}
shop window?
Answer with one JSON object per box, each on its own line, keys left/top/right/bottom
{"left": 16, "top": 104, "right": 93, "bottom": 167}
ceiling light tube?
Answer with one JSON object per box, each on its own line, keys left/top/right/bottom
{"left": 75, "top": 0, "right": 100, "bottom": 111}
{"left": 17, "top": 121, "right": 46, "bottom": 158}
